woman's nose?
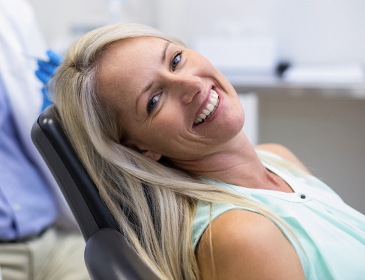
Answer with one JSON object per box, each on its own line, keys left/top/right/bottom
{"left": 170, "top": 75, "right": 203, "bottom": 104}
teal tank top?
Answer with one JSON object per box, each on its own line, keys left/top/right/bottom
{"left": 192, "top": 150, "right": 365, "bottom": 279}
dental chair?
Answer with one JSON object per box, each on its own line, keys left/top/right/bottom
{"left": 31, "top": 105, "right": 159, "bottom": 280}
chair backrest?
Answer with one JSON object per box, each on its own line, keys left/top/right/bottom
{"left": 31, "top": 105, "right": 159, "bottom": 280}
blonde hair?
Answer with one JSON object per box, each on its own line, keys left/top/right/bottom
{"left": 52, "top": 23, "right": 297, "bottom": 279}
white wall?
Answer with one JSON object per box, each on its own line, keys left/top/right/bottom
{"left": 28, "top": 0, "right": 156, "bottom": 51}
{"left": 156, "top": 0, "right": 365, "bottom": 64}
{"left": 29, "top": 0, "right": 365, "bottom": 64}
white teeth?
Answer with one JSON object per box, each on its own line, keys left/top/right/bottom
{"left": 206, "top": 103, "right": 214, "bottom": 111}
{"left": 194, "top": 89, "right": 220, "bottom": 125}
{"left": 199, "top": 113, "right": 207, "bottom": 119}
{"left": 203, "top": 109, "right": 210, "bottom": 115}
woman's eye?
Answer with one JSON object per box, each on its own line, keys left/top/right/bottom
{"left": 147, "top": 93, "right": 161, "bottom": 113}
{"left": 171, "top": 51, "right": 182, "bottom": 71}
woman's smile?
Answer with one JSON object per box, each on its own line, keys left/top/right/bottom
{"left": 193, "top": 88, "right": 220, "bottom": 126}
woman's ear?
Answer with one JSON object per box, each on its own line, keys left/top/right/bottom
{"left": 125, "top": 142, "right": 162, "bottom": 161}
{"left": 141, "top": 150, "right": 162, "bottom": 162}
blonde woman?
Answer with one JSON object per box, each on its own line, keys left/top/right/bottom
{"left": 47, "top": 23, "right": 365, "bottom": 279}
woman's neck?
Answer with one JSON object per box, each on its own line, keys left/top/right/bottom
{"left": 172, "top": 132, "right": 293, "bottom": 193}
{"left": 173, "top": 133, "right": 263, "bottom": 183}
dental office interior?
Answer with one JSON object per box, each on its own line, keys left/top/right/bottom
{"left": 29, "top": 0, "right": 365, "bottom": 214}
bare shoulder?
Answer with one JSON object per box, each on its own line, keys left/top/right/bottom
{"left": 196, "top": 210, "right": 304, "bottom": 280}
{"left": 256, "top": 143, "right": 310, "bottom": 173}
{"left": 256, "top": 143, "right": 300, "bottom": 162}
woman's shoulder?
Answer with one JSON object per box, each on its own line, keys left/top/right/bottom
{"left": 256, "top": 143, "right": 310, "bottom": 173}
{"left": 196, "top": 209, "right": 305, "bottom": 279}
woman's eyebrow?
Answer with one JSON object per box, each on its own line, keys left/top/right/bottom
{"left": 135, "top": 81, "right": 153, "bottom": 116}
{"left": 161, "top": 41, "right": 170, "bottom": 63}
{"left": 135, "top": 41, "right": 171, "bottom": 115}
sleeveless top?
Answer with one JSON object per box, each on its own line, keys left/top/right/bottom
{"left": 192, "top": 150, "right": 365, "bottom": 279}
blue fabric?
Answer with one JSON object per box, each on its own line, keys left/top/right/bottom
{"left": 193, "top": 150, "right": 365, "bottom": 279}
{"left": 0, "top": 82, "right": 57, "bottom": 240}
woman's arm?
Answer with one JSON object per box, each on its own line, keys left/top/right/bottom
{"left": 256, "top": 143, "right": 311, "bottom": 173}
{"left": 196, "top": 210, "right": 305, "bottom": 280}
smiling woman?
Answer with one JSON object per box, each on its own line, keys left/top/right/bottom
{"left": 50, "top": 23, "right": 365, "bottom": 279}
{"left": 95, "top": 35, "right": 244, "bottom": 163}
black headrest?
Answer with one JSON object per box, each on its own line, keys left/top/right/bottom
{"left": 31, "top": 105, "right": 118, "bottom": 240}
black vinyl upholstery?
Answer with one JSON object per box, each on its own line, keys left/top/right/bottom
{"left": 31, "top": 105, "right": 159, "bottom": 280}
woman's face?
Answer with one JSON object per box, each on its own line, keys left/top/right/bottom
{"left": 97, "top": 36, "right": 244, "bottom": 162}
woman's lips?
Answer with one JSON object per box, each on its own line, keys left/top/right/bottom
{"left": 194, "top": 89, "right": 219, "bottom": 125}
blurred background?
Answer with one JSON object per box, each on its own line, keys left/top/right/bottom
{"left": 28, "top": 0, "right": 365, "bottom": 213}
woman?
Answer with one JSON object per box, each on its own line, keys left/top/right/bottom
{"left": 51, "top": 23, "right": 365, "bottom": 279}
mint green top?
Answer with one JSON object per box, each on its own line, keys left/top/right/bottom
{"left": 192, "top": 150, "right": 365, "bottom": 279}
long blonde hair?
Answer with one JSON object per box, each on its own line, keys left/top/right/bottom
{"left": 52, "top": 23, "right": 297, "bottom": 279}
